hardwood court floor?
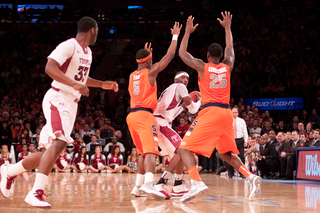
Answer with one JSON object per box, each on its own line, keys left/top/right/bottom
{"left": 0, "top": 172, "right": 319, "bottom": 213}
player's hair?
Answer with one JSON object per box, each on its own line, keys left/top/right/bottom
{"left": 208, "top": 43, "right": 223, "bottom": 57}
{"left": 136, "top": 49, "right": 150, "bottom": 60}
{"left": 77, "top": 16, "right": 97, "bottom": 33}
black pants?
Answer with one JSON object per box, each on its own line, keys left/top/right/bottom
{"left": 199, "top": 150, "right": 216, "bottom": 171}
{"left": 227, "top": 138, "right": 244, "bottom": 177}
{"left": 257, "top": 158, "right": 278, "bottom": 176}
{"left": 280, "top": 155, "right": 296, "bottom": 179}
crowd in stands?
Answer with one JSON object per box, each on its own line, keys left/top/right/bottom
{"left": 0, "top": 1, "right": 320, "bottom": 180}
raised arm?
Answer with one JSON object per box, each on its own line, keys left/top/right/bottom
{"left": 218, "top": 11, "right": 235, "bottom": 71}
{"left": 178, "top": 16, "right": 204, "bottom": 76}
{"left": 148, "top": 22, "right": 182, "bottom": 84}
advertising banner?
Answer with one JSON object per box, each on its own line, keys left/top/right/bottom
{"left": 245, "top": 97, "right": 304, "bottom": 110}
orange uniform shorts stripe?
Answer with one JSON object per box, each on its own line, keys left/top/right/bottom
{"left": 179, "top": 106, "right": 239, "bottom": 158}
{"left": 126, "top": 111, "right": 160, "bottom": 156}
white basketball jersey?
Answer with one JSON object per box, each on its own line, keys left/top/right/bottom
{"left": 154, "top": 83, "right": 188, "bottom": 123}
{"left": 48, "top": 38, "right": 92, "bottom": 98}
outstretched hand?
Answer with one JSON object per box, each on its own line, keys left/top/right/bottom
{"left": 185, "top": 16, "right": 199, "bottom": 34}
{"left": 171, "top": 21, "right": 182, "bottom": 36}
{"left": 102, "top": 81, "right": 119, "bottom": 92}
{"left": 217, "top": 11, "right": 232, "bottom": 28}
{"left": 144, "top": 42, "right": 152, "bottom": 53}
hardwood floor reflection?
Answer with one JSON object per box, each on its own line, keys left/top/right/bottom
{"left": 0, "top": 172, "right": 319, "bottom": 212}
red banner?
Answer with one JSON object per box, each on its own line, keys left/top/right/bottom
{"left": 297, "top": 150, "right": 320, "bottom": 180}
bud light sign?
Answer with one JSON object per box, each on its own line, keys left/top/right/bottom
{"left": 297, "top": 150, "right": 320, "bottom": 180}
{"left": 245, "top": 97, "right": 304, "bottom": 110}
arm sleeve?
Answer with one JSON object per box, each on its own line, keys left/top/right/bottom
{"left": 48, "top": 40, "right": 75, "bottom": 66}
{"left": 186, "top": 100, "right": 201, "bottom": 114}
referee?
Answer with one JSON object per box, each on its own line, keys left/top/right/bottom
{"left": 227, "top": 107, "right": 248, "bottom": 178}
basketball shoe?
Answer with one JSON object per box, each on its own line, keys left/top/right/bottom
{"left": 0, "top": 164, "right": 17, "bottom": 198}
{"left": 131, "top": 185, "right": 146, "bottom": 197}
{"left": 154, "top": 183, "right": 171, "bottom": 199}
{"left": 170, "top": 184, "right": 189, "bottom": 196}
{"left": 25, "top": 189, "right": 51, "bottom": 208}
{"left": 248, "top": 175, "right": 262, "bottom": 200}
{"left": 180, "top": 180, "right": 208, "bottom": 202}
{"left": 139, "top": 181, "right": 166, "bottom": 200}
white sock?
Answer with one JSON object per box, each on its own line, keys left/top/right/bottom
{"left": 145, "top": 172, "right": 154, "bottom": 183}
{"left": 31, "top": 173, "right": 48, "bottom": 193}
{"left": 136, "top": 173, "right": 144, "bottom": 187}
{"left": 161, "top": 171, "right": 172, "bottom": 180}
{"left": 7, "top": 161, "right": 26, "bottom": 176}
{"left": 175, "top": 174, "right": 183, "bottom": 181}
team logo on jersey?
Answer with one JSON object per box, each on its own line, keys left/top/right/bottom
{"left": 192, "top": 120, "right": 198, "bottom": 127}
{"left": 152, "top": 125, "right": 157, "bottom": 132}
{"left": 133, "top": 75, "right": 140, "bottom": 80}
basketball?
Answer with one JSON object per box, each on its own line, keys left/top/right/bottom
{"left": 189, "top": 91, "right": 201, "bottom": 102}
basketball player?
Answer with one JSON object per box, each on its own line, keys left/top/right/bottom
{"left": 152, "top": 71, "right": 201, "bottom": 198}
{"left": 0, "top": 16, "right": 118, "bottom": 208}
{"left": 127, "top": 22, "right": 182, "bottom": 200}
{"left": 177, "top": 13, "right": 262, "bottom": 202}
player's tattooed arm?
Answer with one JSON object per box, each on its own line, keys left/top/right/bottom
{"left": 179, "top": 16, "right": 204, "bottom": 77}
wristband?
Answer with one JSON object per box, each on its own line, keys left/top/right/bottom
{"left": 172, "top": 34, "right": 178, "bottom": 41}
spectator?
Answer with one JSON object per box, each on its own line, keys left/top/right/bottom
{"left": 70, "top": 146, "right": 89, "bottom": 173}
{"left": 28, "top": 143, "right": 36, "bottom": 153}
{"left": 105, "top": 118, "right": 115, "bottom": 134}
{"left": 276, "top": 120, "right": 286, "bottom": 134}
{"left": 299, "top": 133, "right": 307, "bottom": 146}
{"left": 297, "top": 122, "right": 305, "bottom": 134}
{"left": 107, "top": 145, "right": 135, "bottom": 173}
{"left": 80, "top": 123, "right": 95, "bottom": 144}
{"left": 86, "top": 135, "right": 102, "bottom": 152}
{"left": 104, "top": 136, "right": 125, "bottom": 153}
{"left": 261, "top": 121, "right": 273, "bottom": 135}
{"left": 249, "top": 119, "right": 261, "bottom": 136}
{"left": 268, "top": 130, "right": 278, "bottom": 147}
{"left": 53, "top": 149, "right": 72, "bottom": 172}
{"left": 23, "top": 113, "right": 36, "bottom": 133}
{"left": 279, "top": 130, "right": 304, "bottom": 180}
{"left": 175, "top": 118, "right": 190, "bottom": 139}
{"left": 95, "top": 129, "right": 102, "bottom": 139}
{"left": 256, "top": 134, "right": 278, "bottom": 179}
{"left": 0, "top": 145, "right": 12, "bottom": 166}
{"left": 308, "top": 109, "right": 320, "bottom": 128}
{"left": 18, "top": 144, "right": 31, "bottom": 162}
{"left": 100, "top": 123, "right": 113, "bottom": 140}
{"left": 0, "top": 122, "right": 12, "bottom": 148}
{"left": 75, "top": 119, "right": 86, "bottom": 131}
{"left": 308, "top": 129, "right": 320, "bottom": 147}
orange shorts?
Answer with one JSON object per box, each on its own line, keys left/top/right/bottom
{"left": 126, "top": 111, "right": 160, "bottom": 156}
{"left": 179, "top": 106, "right": 239, "bottom": 158}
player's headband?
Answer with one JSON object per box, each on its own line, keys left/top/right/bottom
{"left": 136, "top": 53, "right": 152, "bottom": 63}
{"left": 175, "top": 72, "right": 189, "bottom": 79}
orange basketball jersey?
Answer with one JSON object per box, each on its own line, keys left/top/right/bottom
{"left": 128, "top": 68, "right": 157, "bottom": 112}
{"left": 199, "top": 62, "right": 231, "bottom": 105}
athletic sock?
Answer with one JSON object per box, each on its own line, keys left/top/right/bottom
{"left": 135, "top": 173, "right": 144, "bottom": 187}
{"left": 238, "top": 165, "right": 252, "bottom": 178}
{"left": 7, "top": 161, "right": 26, "bottom": 177}
{"left": 187, "top": 166, "right": 201, "bottom": 182}
{"left": 145, "top": 172, "right": 154, "bottom": 183}
{"left": 161, "top": 171, "right": 172, "bottom": 180}
{"left": 31, "top": 173, "right": 48, "bottom": 193}
{"left": 175, "top": 173, "right": 183, "bottom": 181}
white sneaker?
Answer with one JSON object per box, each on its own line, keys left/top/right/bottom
{"left": 131, "top": 186, "right": 146, "bottom": 197}
{"left": 180, "top": 180, "right": 208, "bottom": 202}
{"left": 171, "top": 184, "right": 189, "bottom": 196}
{"left": 249, "top": 175, "right": 262, "bottom": 200}
{"left": 154, "top": 183, "right": 171, "bottom": 199}
{"left": 24, "top": 189, "right": 51, "bottom": 208}
{"left": 0, "top": 164, "right": 17, "bottom": 198}
{"left": 139, "top": 181, "right": 166, "bottom": 200}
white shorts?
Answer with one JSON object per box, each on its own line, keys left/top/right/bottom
{"left": 39, "top": 88, "right": 78, "bottom": 149}
{"left": 156, "top": 117, "right": 182, "bottom": 159}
